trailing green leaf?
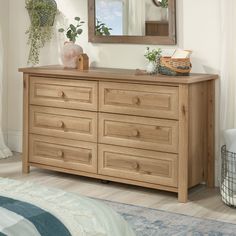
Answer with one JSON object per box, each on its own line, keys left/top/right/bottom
{"left": 25, "top": 0, "right": 57, "bottom": 65}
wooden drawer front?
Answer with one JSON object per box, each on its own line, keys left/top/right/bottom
{"left": 30, "top": 77, "right": 98, "bottom": 111}
{"left": 99, "top": 113, "right": 178, "bottom": 153}
{"left": 98, "top": 145, "right": 178, "bottom": 187}
{"left": 29, "top": 135, "right": 97, "bottom": 173}
{"left": 30, "top": 106, "right": 97, "bottom": 142}
{"left": 99, "top": 82, "right": 179, "bottom": 119}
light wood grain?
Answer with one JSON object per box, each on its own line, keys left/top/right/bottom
{"left": 30, "top": 106, "right": 98, "bottom": 142}
{"left": 98, "top": 144, "right": 178, "bottom": 187}
{"left": 30, "top": 77, "right": 98, "bottom": 111}
{"left": 99, "top": 113, "right": 179, "bottom": 153}
{"left": 19, "top": 66, "right": 218, "bottom": 203}
{"left": 29, "top": 135, "right": 97, "bottom": 174}
{"left": 23, "top": 74, "right": 30, "bottom": 174}
{"left": 188, "top": 82, "right": 208, "bottom": 187}
{"left": 178, "top": 85, "right": 189, "bottom": 203}
{"left": 207, "top": 80, "right": 215, "bottom": 187}
{"left": 19, "top": 66, "right": 218, "bottom": 85}
{"left": 99, "top": 82, "right": 179, "bottom": 119}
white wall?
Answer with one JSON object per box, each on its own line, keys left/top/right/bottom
{"left": 0, "top": 0, "right": 9, "bottom": 143}
{"left": 7, "top": 0, "right": 221, "bottom": 181}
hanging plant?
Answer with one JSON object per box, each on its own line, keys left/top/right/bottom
{"left": 25, "top": 0, "right": 57, "bottom": 65}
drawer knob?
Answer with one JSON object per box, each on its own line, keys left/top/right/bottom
{"left": 58, "top": 121, "right": 65, "bottom": 128}
{"left": 134, "top": 162, "right": 140, "bottom": 170}
{"left": 57, "top": 150, "right": 64, "bottom": 158}
{"left": 58, "top": 91, "right": 65, "bottom": 98}
{"left": 133, "top": 97, "right": 141, "bottom": 105}
{"left": 132, "top": 129, "right": 140, "bottom": 137}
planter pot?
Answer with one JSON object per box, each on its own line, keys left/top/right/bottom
{"left": 146, "top": 61, "right": 157, "bottom": 74}
{"left": 62, "top": 42, "right": 84, "bottom": 69}
{"left": 27, "top": 0, "right": 57, "bottom": 27}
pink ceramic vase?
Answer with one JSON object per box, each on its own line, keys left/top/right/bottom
{"left": 61, "top": 41, "right": 83, "bottom": 68}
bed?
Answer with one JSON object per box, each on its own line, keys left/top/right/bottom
{"left": 0, "top": 178, "right": 135, "bottom": 236}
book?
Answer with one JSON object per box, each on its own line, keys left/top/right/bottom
{"left": 171, "top": 49, "right": 192, "bottom": 59}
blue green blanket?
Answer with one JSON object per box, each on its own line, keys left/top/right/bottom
{"left": 0, "top": 196, "right": 71, "bottom": 236}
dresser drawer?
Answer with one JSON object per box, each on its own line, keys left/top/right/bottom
{"left": 98, "top": 144, "right": 178, "bottom": 187}
{"left": 30, "top": 106, "right": 97, "bottom": 142}
{"left": 29, "top": 135, "right": 97, "bottom": 173}
{"left": 99, "top": 82, "right": 179, "bottom": 119}
{"left": 99, "top": 113, "right": 178, "bottom": 153}
{"left": 30, "top": 77, "right": 98, "bottom": 111}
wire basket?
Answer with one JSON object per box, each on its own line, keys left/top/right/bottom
{"left": 221, "top": 145, "right": 236, "bottom": 207}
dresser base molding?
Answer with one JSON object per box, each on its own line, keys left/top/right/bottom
{"left": 28, "top": 162, "right": 179, "bottom": 193}
{"left": 19, "top": 66, "right": 218, "bottom": 203}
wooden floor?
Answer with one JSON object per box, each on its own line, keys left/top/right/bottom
{"left": 0, "top": 154, "right": 235, "bottom": 224}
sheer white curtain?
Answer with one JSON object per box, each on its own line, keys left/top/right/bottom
{"left": 220, "top": 0, "right": 236, "bottom": 131}
{"left": 0, "top": 25, "right": 12, "bottom": 159}
{"left": 127, "top": 0, "right": 145, "bottom": 36}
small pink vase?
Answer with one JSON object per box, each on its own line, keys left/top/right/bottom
{"left": 61, "top": 41, "right": 83, "bottom": 68}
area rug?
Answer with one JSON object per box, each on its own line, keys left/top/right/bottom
{"left": 99, "top": 199, "right": 236, "bottom": 236}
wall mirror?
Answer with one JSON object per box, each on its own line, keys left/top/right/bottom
{"left": 88, "top": 0, "right": 176, "bottom": 45}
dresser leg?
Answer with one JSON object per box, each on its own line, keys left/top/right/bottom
{"left": 178, "top": 188, "right": 188, "bottom": 203}
{"left": 178, "top": 85, "right": 189, "bottom": 203}
{"left": 22, "top": 163, "right": 30, "bottom": 174}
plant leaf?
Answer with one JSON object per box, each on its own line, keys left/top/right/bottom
{"left": 77, "top": 28, "right": 83, "bottom": 35}
{"left": 66, "top": 30, "right": 72, "bottom": 39}
{"left": 75, "top": 17, "right": 80, "bottom": 21}
{"left": 70, "top": 24, "right": 76, "bottom": 32}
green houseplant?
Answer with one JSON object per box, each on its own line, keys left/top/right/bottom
{"left": 144, "top": 47, "right": 162, "bottom": 74}
{"left": 152, "top": 0, "right": 168, "bottom": 8}
{"left": 95, "top": 19, "right": 112, "bottom": 36}
{"left": 58, "top": 17, "right": 85, "bottom": 42}
{"left": 58, "top": 17, "right": 85, "bottom": 68}
{"left": 159, "top": 0, "right": 168, "bottom": 8}
{"left": 25, "top": 0, "right": 57, "bottom": 65}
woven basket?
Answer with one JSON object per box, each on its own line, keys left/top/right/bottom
{"left": 159, "top": 57, "right": 192, "bottom": 76}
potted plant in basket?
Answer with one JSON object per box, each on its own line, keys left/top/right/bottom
{"left": 58, "top": 17, "right": 85, "bottom": 68}
{"left": 144, "top": 47, "right": 162, "bottom": 74}
{"left": 25, "top": 0, "right": 57, "bottom": 65}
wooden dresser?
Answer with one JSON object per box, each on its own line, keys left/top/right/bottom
{"left": 19, "top": 66, "right": 218, "bottom": 202}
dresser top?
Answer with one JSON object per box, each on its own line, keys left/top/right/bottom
{"left": 19, "top": 65, "right": 218, "bottom": 84}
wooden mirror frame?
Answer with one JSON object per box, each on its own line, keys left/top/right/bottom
{"left": 88, "top": 0, "right": 176, "bottom": 45}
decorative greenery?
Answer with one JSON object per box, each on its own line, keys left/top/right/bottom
{"left": 25, "top": 0, "right": 57, "bottom": 65}
{"left": 95, "top": 19, "right": 112, "bottom": 36}
{"left": 144, "top": 47, "right": 162, "bottom": 74}
{"left": 159, "top": 0, "right": 168, "bottom": 8}
{"left": 144, "top": 47, "right": 162, "bottom": 62}
{"left": 58, "top": 17, "right": 85, "bottom": 43}
{"left": 153, "top": 0, "right": 168, "bottom": 8}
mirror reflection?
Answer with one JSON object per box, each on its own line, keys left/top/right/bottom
{"left": 95, "top": 0, "right": 169, "bottom": 37}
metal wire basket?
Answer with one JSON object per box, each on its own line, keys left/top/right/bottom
{"left": 221, "top": 145, "right": 236, "bottom": 207}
